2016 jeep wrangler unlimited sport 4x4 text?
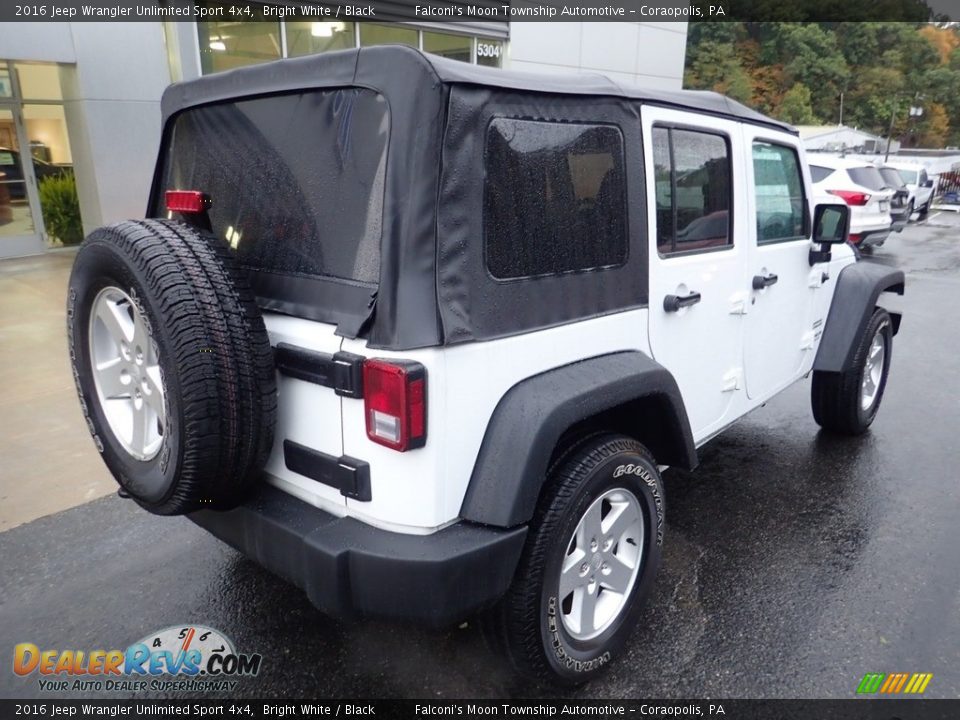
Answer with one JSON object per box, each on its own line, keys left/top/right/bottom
{"left": 67, "top": 46, "right": 904, "bottom": 684}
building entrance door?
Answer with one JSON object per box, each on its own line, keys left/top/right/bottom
{"left": 0, "top": 103, "right": 46, "bottom": 258}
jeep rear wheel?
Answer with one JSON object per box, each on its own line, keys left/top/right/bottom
{"left": 482, "top": 434, "right": 664, "bottom": 685}
{"left": 811, "top": 307, "right": 893, "bottom": 436}
{"left": 68, "top": 219, "right": 277, "bottom": 514}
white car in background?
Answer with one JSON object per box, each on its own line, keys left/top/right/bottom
{"left": 884, "top": 160, "right": 935, "bottom": 217}
{"left": 809, "top": 156, "right": 894, "bottom": 249}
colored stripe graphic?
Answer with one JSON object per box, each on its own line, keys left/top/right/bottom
{"left": 880, "top": 674, "right": 896, "bottom": 693}
{"left": 857, "top": 673, "right": 885, "bottom": 693}
{"left": 904, "top": 673, "right": 934, "bottom": 694}
{"left": 856, "top": 672, "right": 933, "bottom": 694}
{"left": 893, "top": 673, "right": 910, "bottom": 693}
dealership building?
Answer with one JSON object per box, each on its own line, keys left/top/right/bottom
{"left": 0, "top": 16, "right": 687, "bottom": 259}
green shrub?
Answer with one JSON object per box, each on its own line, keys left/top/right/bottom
{"left": 39, "top": 171, "right": 83, "bottom": 246}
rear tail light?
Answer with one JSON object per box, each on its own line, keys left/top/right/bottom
{"left": 849, "top": 233, "right": 862, "bottom": 244}
{"left": 362, "top": 359, "right": 426, "bottom": 451}
{"left": 165, "top": 190, "right": 210, "bottom": 214}
{"left": 827, "top": 189, "right": 870, "bottom": 206}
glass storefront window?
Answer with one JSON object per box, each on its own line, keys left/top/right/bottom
{"left": 15, "top": 63, "right": 63, "bottom": 101}
{"left": 358, "top": 23, "right": 418, "bottom": 49}
{"left": 422, "top": 31, "right": 472, "bottom": 63}
{"left": 195, "top": 18, "right": 506, "bottom": 74}
{"left": 476, "top": 39, "right": 503, "bottom": 67}
{"left": 0, "top": 108, "right": 36, "bottom": 238}
{"left": 24, "top": 104, "right": 72, "bottom": 165}
{"left": 286, "top": 21, "right": 356, "bottom": 57}
{"left": 23, "top": 103, "right": 82, "bottom": 245}
{"left": 197, "top": 16, "right": 281, "bottom": 74}
{"left": 0, "top": 68, "right": 13, "bottom": 98}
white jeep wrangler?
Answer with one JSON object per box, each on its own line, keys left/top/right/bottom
{"left": 67, "top": 47, "right": 904, "bottom": 685}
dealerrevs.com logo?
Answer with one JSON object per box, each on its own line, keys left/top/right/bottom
{"left": 13, "top": 625, "right": 262, "bottom": 693}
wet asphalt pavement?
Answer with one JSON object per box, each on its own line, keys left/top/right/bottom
{"left": 2, "top": 214, "right": 960, "bottom": 700}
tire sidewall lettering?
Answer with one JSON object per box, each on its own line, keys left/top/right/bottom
{"left": 613, "top": 462, "right": 664, "bottom": 547}
{"left": 545, "top": 595, "right": 611, "bottom": 673}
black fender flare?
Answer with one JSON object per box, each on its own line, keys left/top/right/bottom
{"left": 459, "top": 351, "right": 697, "bottom": 528}
{"left": 813, "top": 261, "right": 904, "bottom": 374}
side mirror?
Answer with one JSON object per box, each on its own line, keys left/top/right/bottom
{"left": 922, "top": 179, "right": 934, "bottom": 188}
{"left": 809, "top": 203, "right": 849, "bottom": 265}
{"left": 813, "top": 203, "right": 850, "bottom": 244}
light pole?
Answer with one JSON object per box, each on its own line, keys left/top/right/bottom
{"left": 884, "top": 97, "right": 898, "bottom": 161}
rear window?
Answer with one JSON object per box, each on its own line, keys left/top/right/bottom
{"left": 879, "top": 167, "right": 905, "bottom": 188}
{"left": 484, "top": 118, "right": 628, "bottom": 280}
{"left": 809, "top": 165, "right": 835, "bottom": 183}
{"left": 847, "top": 166, "right": 888, "bottom": 191}
{"left": 156, "top": 88, "right": 389, "bottom": 284}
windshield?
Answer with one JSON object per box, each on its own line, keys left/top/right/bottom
{"left": 897, "top": 168, "right": 918, "bottom": 184}
{"left": 847, "top": 166, "right": 888, "bottom": 191}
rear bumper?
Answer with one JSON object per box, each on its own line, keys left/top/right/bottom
{"left": 858, "top": 229, "right": 890, "bottom": 247}
{"left": 189, "top": 485, "right": 526, "bottom": 628}
{"left": 851, "top": 225, "right": 891, "bottom": 247}
{"left": 890, "top": 210, "right": 909, "bottom": 232}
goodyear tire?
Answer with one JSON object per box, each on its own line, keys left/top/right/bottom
{"left": 67, "top": 219, "right": 277, "bottom": 515}
{"left": 811, "top": 307, "right": 893, "bottom": 436}
{"left": 482, "top": 434, "right": 664, "bottom": 685}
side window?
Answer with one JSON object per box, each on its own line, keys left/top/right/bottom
{"left": 653, "top": 126, "right": 732, "bottom": 255}
{"left": 752, "top": 141, "right": 808, "bottom": 244}
{"left": 484, "top": 118, "right": 628, "bottom": 280}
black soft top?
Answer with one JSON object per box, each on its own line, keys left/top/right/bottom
{"left": 153, "top": 47, "right": 795, "bottom": 351}
{"left": 161, "top": 45, "right": 794, "bottom": 134}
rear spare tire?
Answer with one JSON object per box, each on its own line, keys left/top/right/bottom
{"left": 67, "top": 219, "right": 277, "bottom": 514}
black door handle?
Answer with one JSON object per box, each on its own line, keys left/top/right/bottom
{"left": 663, "top": 291, "right": 702, "bottom": 312}
{"left": 752, "top": 273, "right": 778, "bottom": 290}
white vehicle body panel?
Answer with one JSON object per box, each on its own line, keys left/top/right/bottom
{"left": 260, "top": 309, "right": 651, "bottom": 534}
{"left": 262, "top": 315, "right": 347, "bottom": 513}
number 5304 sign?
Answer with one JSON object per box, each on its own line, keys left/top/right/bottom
{"left": 477, "top": 43, "right": 502, "bottom": 60}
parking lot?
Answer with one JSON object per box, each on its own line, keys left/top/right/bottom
{"left": 1, "top": 213, "right": 959, "bottom": 700}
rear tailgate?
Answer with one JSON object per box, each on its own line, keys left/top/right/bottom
{"left": 262, "top": 314, "right": 347, "bottom": 510}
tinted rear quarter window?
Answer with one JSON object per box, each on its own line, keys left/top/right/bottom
{"left": 484, "top": 118, "right": 628, "bottom": 280}
{"left": 809, "top": 165, "right": 835, "bottom": 183}
{"left": 158, "top": 88, "right": 389, "bottom": 284}
{"left": 847, "top": 166, "right": 887, "bottom": 191}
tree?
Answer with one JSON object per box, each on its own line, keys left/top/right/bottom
{"left": 777, "top": 84, "right": 818, "bottom": 124}
{"left": 684, "top": 41, "right": 754, "bottom": 104}
{"left": 919, "top": 24, "right": 960, "bottom": 64}
{"left": 775, "top": 24, "right": 849, "bottom": 119}
{"left": 918, "top": 103, "right": 949, "bottom": 147}
{"left": 682, "top": 21, "right": 955, "bottom": 147}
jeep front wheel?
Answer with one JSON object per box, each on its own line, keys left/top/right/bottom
{"left": 811, "top": 307, "right": 893, "bottom": 435}
{"left": 483, "top": 434, "right": 664, "bottom": 685}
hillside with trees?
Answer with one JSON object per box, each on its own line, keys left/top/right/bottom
{"left": 684, "top": 23, "right": 960, "bottom": 147}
